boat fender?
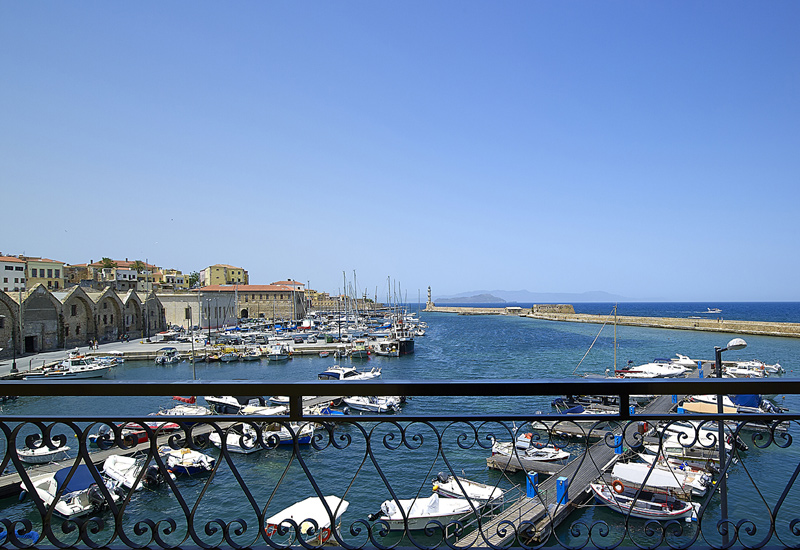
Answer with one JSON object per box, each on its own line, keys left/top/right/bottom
{"left": 320, "top": 527, "right": 331, "bottom": 543}
{"left": 611, "top": 480, "right": 625, "bottom": 494}
{"left": 265, "top": 524, "right": 277, "bottom": 537}
{"left": 18, "top": 490, "right": 27, "bottom": 502}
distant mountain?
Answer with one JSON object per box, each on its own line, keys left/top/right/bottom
{"left": 434, "top": 289, "right": 630, "bottom": 303}
{"left": 435, "top": 293, "right": 506, "bottom": 304}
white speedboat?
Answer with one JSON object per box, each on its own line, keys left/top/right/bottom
{"left": 590, "top": 482, "right": 696, "bottom": 520}
{"left": 616, "top": 360, "right": 688, "bottom": 378}
{"left": 343, "top": 396, "right": 401, "bottom": 413}
{"left": 17, "top": 441, "right": 71, "bottom": 464}
{"left": 22, "top": 465, "right": 120, "bottom": 520}
{"left": 611, "top": 461, "right": 710, "bottom": 499}
{"left": 267, "top": 345, "right": 291, "bottom": 362}
{"left": 103, "top": 454, "right": 175, "bottom": 491}
{"left": 209, "top": 424, "right": 263, "bottom": 454}
{"left": 154, "top": 347, "right": 180, "bottom": 365}
{"left": 491, "top": 441, "right": 570, "bottom": 462}
{"left": 432, "top": 474, "right": 504, "bottom": 504}
{"left": 371, "top": 493, "right": 473, "bottom": 530}
{"left": 265, "top": 496, "right": 349, "bottom": 545}
{"left": 158, "top": 446, "right": 216, "bottom": 475}
{"left": 205, "top": 395, "right": 268, "bottom": 415}
{"left": 318, "top": 365, "right": 381, "bottom": 381}
{"left": 634, "top": 456, "right": 712, "bottom": 497}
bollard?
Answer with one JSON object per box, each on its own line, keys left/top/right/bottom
{"left": 699, "top": 368, "right": 704, "bottom": 379}
{"left": 672, "top": 395, "right": 678, "bottom": 404}
{"left": 629, "top": 405, "right": 635, "bottom": 416}
{"left": 614, "top": 434, "right": 623, "bottom": 454}
{"left": 677, "top": 406, "right": 685, "bottom": 414}
{"left": 556, "top": 477, "right": 569, "bottom": 504}
{"left": 526, "top": 472, "right": 538, "bottom": 498}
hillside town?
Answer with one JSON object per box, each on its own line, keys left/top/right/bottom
{"left": 0, "top": 253, "right": 371, "bottom": 359}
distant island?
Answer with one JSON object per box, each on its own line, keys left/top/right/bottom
{"left": 435, "top": 293, "right": 506, "bottom": 304}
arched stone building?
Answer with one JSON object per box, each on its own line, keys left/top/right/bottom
{"left": 0, "top": 286, "right": 167, "bottom": 359}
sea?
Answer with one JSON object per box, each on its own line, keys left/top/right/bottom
{"left": 2, "top": 302, "right": 800, "bottom": 547}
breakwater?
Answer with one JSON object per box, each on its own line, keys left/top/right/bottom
{"left": 424, "top": 303, "right": 800, "bottom": 338}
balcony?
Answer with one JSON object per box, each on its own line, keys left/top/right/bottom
{"left": 0, "top": 378, "right": 797, "bottom": 549}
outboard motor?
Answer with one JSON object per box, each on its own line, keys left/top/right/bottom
{"left": 436, "top": 472, "right": 449, "bottom": 484}
{"left": 144, "top": 465, "right": 165, "bottom": 488}
{"left": 87, "top": 484, "right": 107, "bottom": 511}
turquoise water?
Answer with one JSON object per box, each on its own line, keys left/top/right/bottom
{"left": 2, "top": 306, "right": 800, "bottom": 547}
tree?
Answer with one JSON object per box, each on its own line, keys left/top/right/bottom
{"left": 131, "top": 260, "right": 146, "bottom": 273}
{"left": 100, "top": 257, "right": 117, "bottom": 269}
{"left": 187, "top": 271, "right": 200, "bottom": 288}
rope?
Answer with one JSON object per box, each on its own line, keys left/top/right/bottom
{"left": 572, "top": 307, "right": 616, "bottom": 375}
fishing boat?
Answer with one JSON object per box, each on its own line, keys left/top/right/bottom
{"left": 633, "top": 456, "right": 713, "bottom": 497}
{"left": 240, "top": 347, "right": 262, "bottom": 361}
{"left": 490, "top": 440, "right": 570, "bottom": 462}
{"left": 154, "top": 347, "right": 180, "bottom": 365}
{"left": 369, "top": 339, "right": 400, "bottom": 357}
{"left": 158, "top": 446, "right": 216, "bottom": 475}
{"left": 17, "top": 441, "right": 71, "bottom": 464}
{"left": 319, "top": 351, "right": 330, "bottom": 358}
{"left": 209, "top": 424, "right": 263, "bottom": 454}
{"left": 432, "top": 474, "right": 504, "bottom": 503}
{"left": 103, "top": 454, "right": 175, "bottom": 491}
{"left": 23, "top": 353, "right": 111, "bottom": 380}
{"left": 267, "top": 344, "right": 291, "bottom": 362}
{"left": 219, "top": 350, "right": 240, "bottom": 362}
{"left": 22, "top": 465, "right": 121, "bottom": 520}
{"left": 343, "top": 395, "right": 401, "bottom": 413}
{"left": 349, "top": 340, "right": 370, "bottom": 359}
{"left": 589, "top": 482, "right": 696, "bottom": 520}
{"left": 370, "top": 493, "right": 472, "bottom": 530}
{"left": 318, "top": 365, "right": 381, "bottom": 381}
{"left": 265, "top": 496, "right": 349, "bottom": 545}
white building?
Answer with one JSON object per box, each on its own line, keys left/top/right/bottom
{"left": 0, "top": 255, "right": 26, "bottom": 293}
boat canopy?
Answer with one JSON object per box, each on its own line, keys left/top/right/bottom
{"left": 612, "top": 463, "right": 682, "bottom": 490}
{"left": 730, "top": 394, "right": 761, "bottom": 409}
{"left": 54, "top": 465, "right": 96, "bottom": 493}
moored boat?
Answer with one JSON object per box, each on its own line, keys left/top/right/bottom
{"left": 432, "top": 474, "right": 504, "bottom": 504}
{"left": 265, "top": 496, "right": 349, "bottom": 545}
{"left": 158, "top": 446, "right": 216, "bottom": 475}
{"left": 370, "top": 493, "right": 472, "bottom": 530}
{"left": 590, "top": 482, "right": 696, "bottom": 520}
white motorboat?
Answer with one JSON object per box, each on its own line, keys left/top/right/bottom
{"left": 611, "top": 461, "right": 710, "bottom": 498}
{"left": 633, "top": 456, "right": 713, "bottom": 497}
{"left": 267, "top": 344, "right": 291, "bottom": 362}
{"left": 24, "top": 354, "right": 111, "bottom": 380}
{"left": 432, "top": 474, "right": 504, "bottom": 503}
{"left": 371, "top": 493, "right": 473, "bottom": 530}
{"left": 103, "top": 454, "right": 175, "bottom": 491}
{"left": 154, "top": 347, "right": 180, "bottom": 365}
{"left": 209, "top": 424, "right": 263, "bottom": 454}
{"left": 205, "top": 395, "right": 268, "bottom": 415}
{"left": 17, "top": 441, "right": 71, "bottom": 464}
{"left": 735, "top": 360, "right": 783, "bottom": 374}
{"left": 155, "top": 403, "right": 212, "bottom": 417}
{"left": 671, "top": 354, "right": 698, "bottom": 368}
{"left": 370, "top": 339, "right": 400, "bottom": 357}
{"left": 158, "top": 446, "right": 216, "bottom": 475}
{"left": 318, "top": 365, "right": 381, "bottom": 381}
{"left": 240, "top": 347, "right": 262, "bottom": 361}
{"left": 491, "top": 441, "right": 570, "bottom": 462}
{"left": 616, "top": 360, "right": 688, "bottom": 379}
{"left": 265, "top": 496, "right": 349, "bottom": 545}
{"left": 343, "top": 396, "right": 401, "bottom": 413}
{"left": 22, "top": 465, "right": 121, "bottom": 520}
{"left": 590, "top": 482, "right": 696, "bottom": 520}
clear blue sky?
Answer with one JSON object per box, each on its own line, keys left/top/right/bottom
{"left": 2, "top": 2, "right": 798, "bottom": 301}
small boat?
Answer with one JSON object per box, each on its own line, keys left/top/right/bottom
{"left": 630, "top": 457, "right": 712, "bottom": 497}
{"left": 370, "top": 493, "right": 473, "bottom": 530}
{"left": 262, "top": 422, "right": 315, "bottom": 446}
{"left": 589, "top": 482, "right": 696, "bottom": 520}
{"left": 267, "top": 344, "right": 291, "bottom": 362}
{"left": 318, "top": 365, "right": 381, "bottom": 381}
{"left": 22, "top": 465, "right": 121, "bottom": 520}
{"left": 17, "top": 441, "right": 71, "bottom": 464}
{"left": 491, "top": 440, "right": 570, "bottom": 462}
{"left": 318, "top": 351, "right": 330, "bottom": 358}
{"left": 158, "top": 446, "right": 216, "bottom": 475}
{"left": 370, "top": 340, "right": 400, "bottom": 357}
{"left": 205, "top": 395, "right": 267, "bottom": 415}
{"left": 24, "top": 353, "right": 111, "bottom": 380}
{"left": 343, "top": 396, "right": 401, "bottom": 413}
{"left": 616, "top": 360, "right": 689, "bottom": 379}
{"left": 155, "top": 402, "right": 212, "bottom": 417}
{"left": 154, "top": 347, "right": 180, "bottom": 365}
{"left": 103, "top": 454, "right": 175, "bottom": 491}
{"left": 209, "top": 424, "right": 263, "bottom": 454}
{"left": 432, "top": 474, "right": 504, "bottom": 504}
{"left": 219, "top": 351, "right": 240, "bottom": 362}
{"left": 707, "top": 307, "right": 722, "bottom": 314}
{"left": 349, "top": 340, "right": 370, "bottom": 359}
{"left": 265, "top": 496, "right": 349, "bottom": 545}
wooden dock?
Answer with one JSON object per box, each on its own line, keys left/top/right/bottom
{"left": 458, "top": 392, "right": 680, "bottom": 547}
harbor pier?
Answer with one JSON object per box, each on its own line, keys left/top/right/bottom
{"left": 424, "top": 303, "right": 800, "bottom": 338}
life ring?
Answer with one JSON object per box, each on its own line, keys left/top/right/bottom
{"left": 265, "top": 524, "right": 277, "bottom": 537}
{"left": 320, "top": 527, "right": 331, "bottom": 543}
{"left": 611, "top": 480, "right": 625, "bottom": 494}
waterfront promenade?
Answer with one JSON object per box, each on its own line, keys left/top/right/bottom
{"left": 424, "top": 303, "right": 800, "bottom": 338}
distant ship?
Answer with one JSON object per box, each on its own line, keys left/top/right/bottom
{"left": 706, "top": 307, "right": 722, "bottom": 314}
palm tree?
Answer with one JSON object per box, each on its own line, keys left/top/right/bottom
{"left": 100, "top": 257, "right": 117, "bottom": 269}
{"left": 131, "top": 260, "right": 146, "bottom": 273}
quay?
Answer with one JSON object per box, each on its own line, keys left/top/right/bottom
{"left": 424, "top": 303, "right": 800, "bottom": 339}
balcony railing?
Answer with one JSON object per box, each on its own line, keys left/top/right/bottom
{"left": 0, "top": 378, "right": 798, "bottom": 549}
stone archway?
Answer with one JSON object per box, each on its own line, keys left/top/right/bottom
{"left": 61, "top": 289, "right": 95, "bottom": 349}
{"left": 96, "top": 292, "right": 124, "bottom": 343}
{"left": 21, "top": 286, "right": 61, "bottom": 353}
{"left": 240, "top": 309, "right": 249, "bottom": 319}
{"left": 0, "top": 292, "right": 19, "bottom": 359}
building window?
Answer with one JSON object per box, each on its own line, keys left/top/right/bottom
{"left": 110, "top": 314, "right": 113, "bottom": 324}
{"left": 47, "top": 269, "right": 53, "bottom": 278}
{"left": 103, "top": 302, "right": 108, "bottom": 309}
{"left": 4, "top": 266, "right": 12, "bottom": 271}
{"left": 55, "top": 269, "right": 60, "bottom": 278}
{"left": 14, "top": 278, "right": 18, "bottom": 284}
{"left": 103, "top": 315, "right": 107, "bottom": 325}
{"left": 65, "top": 326, "right": 69, "bottom": 337}
{"left": 2, "top": 278, "right": 6, "bottom": 283}
{"left": 54, "top": 281, "right": 59, "bottom": 289}
{"left": 15, "top": 266, "right": 23, "bottom": 271}
{"left": 76, "top": 325, "right": 81, "bottom": 335}
{"left": 71, "top": 304, "right": 77, "bottom": 316}
{"left": 31, "top": 269, "right": 37, "bottom": 277}
{"left": 0, "top": 317, "right": 4, "bottom": 329}
{"left": 47, "top": 281, "right": 52, "bottom": 288}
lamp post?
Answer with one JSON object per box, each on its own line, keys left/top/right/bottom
{"left": 0, "top": 315, "right": 17, "bottom": 373}
{"left": 715, "top": 337, "right": 746, "bottom": 545}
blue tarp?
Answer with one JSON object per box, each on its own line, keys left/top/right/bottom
{"left": 730, "top": 394, "right": 761, "bottom": 409}
{"left": 562, "top": 405, "right": 585, "bottom": 415}
{"left": 53, "top": 465, "right": 96, "bottom": 493}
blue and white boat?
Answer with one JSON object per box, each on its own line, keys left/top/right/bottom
{"left": 158, "top": 446, "right": 215, "bottom": 475}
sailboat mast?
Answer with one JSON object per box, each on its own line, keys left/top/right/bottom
{"left": 614, "top": 303, "right": 618, "bottom": 372}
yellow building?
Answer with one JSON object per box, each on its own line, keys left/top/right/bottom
{"left": 201, "top": 264, "right": 248, "bottom": 286}
{"left": 22, "top": 256, "right": 66, "bottom": 290}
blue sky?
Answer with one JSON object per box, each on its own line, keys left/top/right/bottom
{"left": 2, "top": 2, "right": 798, "bottom": 301}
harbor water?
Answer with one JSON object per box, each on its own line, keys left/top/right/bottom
{"left": 2, "top": 302, "right": 800, "bottom": 546}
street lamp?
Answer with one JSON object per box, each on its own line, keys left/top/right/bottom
{"left": 0, "top": 315, "right": 18, "bottom": 373}
{"left": 715, "top": 337, "right": 746, "bottom": 545}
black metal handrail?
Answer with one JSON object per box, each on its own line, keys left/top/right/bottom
{"left": 0, "top": 378, "right": 797, "bottom": 550}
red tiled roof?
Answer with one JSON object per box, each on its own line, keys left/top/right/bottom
{"left": 0, "top": 256, "right": 24, "bottom": 263}
{"left": 271, "top": 280, "right": 304, "bottom": 287}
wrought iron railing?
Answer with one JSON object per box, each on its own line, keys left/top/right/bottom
{"left": 0, "top": 378, "right": 798, "bottom": 549}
